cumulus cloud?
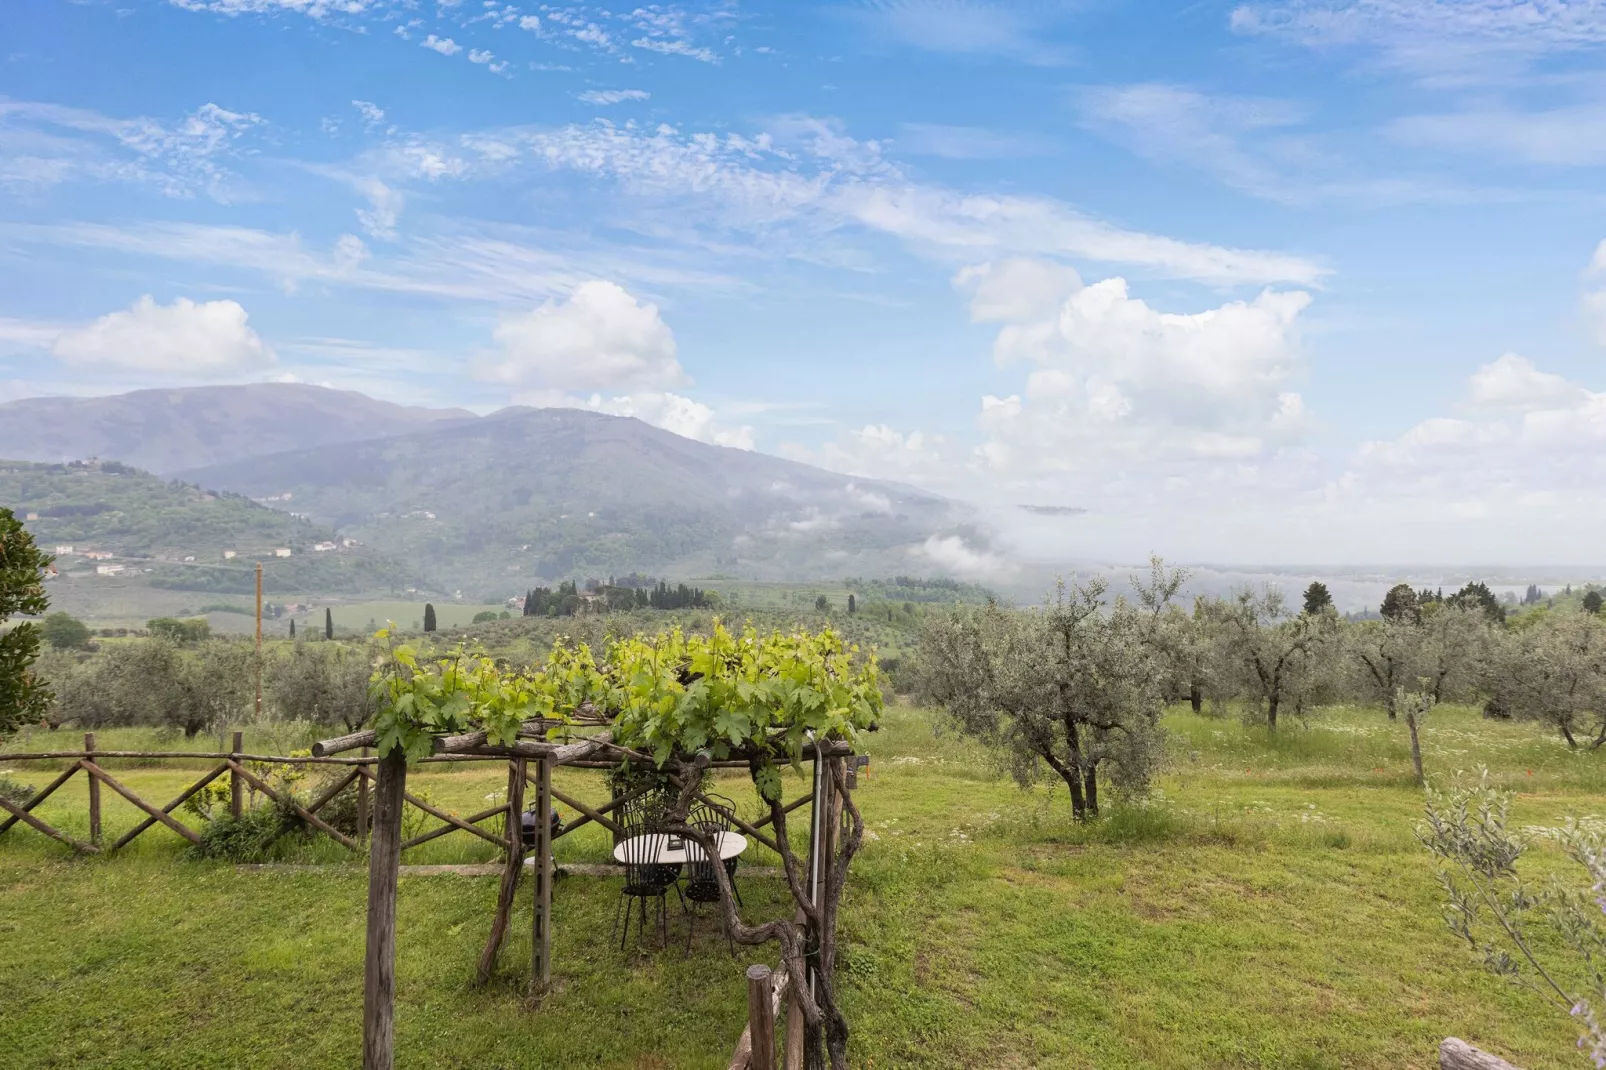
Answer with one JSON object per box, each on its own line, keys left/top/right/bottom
{"left": 422, "top": 35, "right": 462, "bottom": 55}
{"left": 584, "top": 390, "right": 755, "bottom": 450}
{"left": 1321, "top": 354, "right": 1606, "bottom": 557}
{"left": 954, "top": 258, "right": 1083, "bottom": 323}
{"left": 483, "top": 280, "right": 685, "bottom": 393}
{"left": 51, "top": 295, "right": 275, "bottom": 377}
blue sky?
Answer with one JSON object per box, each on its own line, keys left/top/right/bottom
{"left": 3, "top": 1, "right": 1606, "bottom": 567}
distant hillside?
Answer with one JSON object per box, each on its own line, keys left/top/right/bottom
{"left": 3, "top": 459, "right": 417, "bottom": 595}
{"left": 0, "top": 384, "right": 474, "bottom": 474}
{"left": 180, "top": 408, "right": 985, "bottom": 597}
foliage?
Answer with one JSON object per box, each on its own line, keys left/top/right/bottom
{"left": 147, "top": 616, "right": 211, "bottom": 642}
{"left": 1420, "top": 772, "right": 1606, "bottom": 1064}
{"left": 917, "top": 573, "right": 1173, "bottom": 820}
{"left": 0, "top": 506, "right": 51, "bottom": 737}
{"left": 1587, "top": 591, "right": 1605, "bottom": 616}
{"left": 265, "top": 640, "right": 376, "bottom": 731}
{"left": 422, "top": 603, "right": 437, "bottom": 633}
{"left": 369, "top": 622, "right": 882, "bottom": 798}
{"left": 1302, "top": 581, "right": 1334, "bottom": 616}
{"left": 1485, "top": 608, "right": 1606, "bottom": 748}
{"left": 1450, "top": 581, "right": 1508, "bottom": 625}
{"left": 39, "top": 637, "right": 254, "bottom": 737}
{"left": 39, "top": 612, "right": 91, "bottom": 650}
{"left": 1381, "top": 583, "right": 1421, "bottom": 624}
{"left": 0, "top": 771, "right": 36, "bottom": 805}
{"left": 1204, "top": 587, "right": 1339, "bottom": 730}
{"left": 0, "top": 459, "right": 412, "bottom": 595}
{"left": 1349, "top": 604, "right": 1488, "bottom": 719}
{"left": 186, "top": 800, "right": 304, "bottom": 862}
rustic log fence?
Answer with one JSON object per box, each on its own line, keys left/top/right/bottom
{"left": 2, "top": 732, "right": 849, "bottom": 1070}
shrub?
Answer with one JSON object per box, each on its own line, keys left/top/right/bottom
{"left": 0, "top": 772, "right": 36, "bottom": 805}
{"left": 187, "top": 800, "right": 305, "bottom": 863}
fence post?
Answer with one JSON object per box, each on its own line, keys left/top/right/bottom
{"left": 230, "top": 731, "right": 244, "bottom": 820}
{"left": 531, "top": 757, "right": 552, "bottom": 998}
{"left": 363, "top": 747, "right": 407, "bottom": 1070}
{"left": 746, "top": 964, "right": 776, "bottom": 1070}
{"left": 85, "top": 733, "right": 101, "bottom": 847}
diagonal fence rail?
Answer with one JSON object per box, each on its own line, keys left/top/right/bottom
{"left": 0, "top": 732, "right": 818, "bottom": 863}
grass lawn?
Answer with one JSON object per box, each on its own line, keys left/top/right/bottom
{"left": 0, "top": 703, "right": 1597, "bottom": 1069}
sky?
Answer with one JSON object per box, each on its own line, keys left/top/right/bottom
{"left": 3, "top": 0, "right": 1606, "bottom": 570}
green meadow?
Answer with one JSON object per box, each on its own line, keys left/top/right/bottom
{"left": 0, "top": 703, "right": 1594, "bottom": 1069}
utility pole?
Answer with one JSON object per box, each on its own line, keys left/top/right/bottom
{"left": 255, "top": 561, "right": 263, "bottom": 720}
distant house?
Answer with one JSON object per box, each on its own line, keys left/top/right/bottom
{"left": 313, "top": 541, "right": 337, "bottom": 552}
{"left": 84, "top": 550, "right": 115, "bottom": 561}
{"left": 25, "top": 512, "right": 38, "bottom": 521}
{"left": 183, "top": 555, "right": 195, "bottom": 563}
{"left": 96, "top": 564, "right": 125, "bottom": 576}
{"left": 223, "top": 550, "right": 237, "bottom": 559}
{"left": 54, "top": 545, "right": 74, "bottom": 555}
{"left": 274, "top": 547, "right": 292, "bottom": 558}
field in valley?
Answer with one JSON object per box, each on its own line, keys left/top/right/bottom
{"left": 0, "top": 703, "right": 1595, "bottom": 1069}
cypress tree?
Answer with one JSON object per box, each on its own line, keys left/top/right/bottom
{"left": 423, "top": 603, "right": 437, "bottom": 632}
{"left": 848, "top": 593, "right": 857, "bottom": 614}
{"left": 289, "top": 618, "right": 296, "bottom": 638}
{"left": 325, "top": 607, "right": 334, "bottom": 640}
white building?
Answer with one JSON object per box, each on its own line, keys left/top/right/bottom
{"left": 54, "top": 545, "right": 74, "bottom": 555}
{"left": 96, "top": 563, "right": 125, "bottom": 576}
{"left": 274, "top": 547, "right": 292, "bottom": 558}
{"left": 313, "top": 541, "right": 337, "bottom": 552}
{"left": 223, "top": 550, "right": 237, "bottom": 559}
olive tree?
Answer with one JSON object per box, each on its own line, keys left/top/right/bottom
{"left": 265, "top": 640, "right": 376, "bottom": 731}
{"left": 1486, "top": 609, "right": 1606, "bottom": 748}
{"left": 1204, "top": 588, "right": 1338, "bottom": 730}
{"left": 1350, "top": 604, "right": 1489, "bottom": 719}
{"left": 0, "top": 507, "right": 51, "bottom": 737}
{"left": 918, "top": 577, "right": 1169, "bottom": 821}
{"left": 42, "top": 638, "right": 253, "bottom": 737}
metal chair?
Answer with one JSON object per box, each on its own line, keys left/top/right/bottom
{"left": 612, "top": 794, "right": 681, "bottom": 950}
{"left": 697, "top": 792, "right": 745, "bottom": 909}
{"left": 682, "top": 818, "right": 734, "bottom": 955}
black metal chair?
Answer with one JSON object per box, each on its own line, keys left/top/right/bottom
{"left": 612, "top": 794, "right": 681, "bottom": 950}
{"left": 703, "top": 787, "right": 745, "bottom": 906}
{"left": 682, "top": 818, "right": 734, "bottom": 955}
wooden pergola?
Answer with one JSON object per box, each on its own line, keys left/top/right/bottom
{"left": 310, "top": 724, "right": 857, "bottom": 1070}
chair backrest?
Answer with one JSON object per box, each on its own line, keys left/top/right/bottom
{"left": 618, "top": 794, "right": 675, "bottom": 888}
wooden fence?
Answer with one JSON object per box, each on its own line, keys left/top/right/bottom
{"left": 0, "top": 733, "right": 811, "bottom": 862}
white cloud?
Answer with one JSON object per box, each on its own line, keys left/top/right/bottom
{"left": 1231, "top": 0, "right": 1606, "bottom": 54}
{"left": 1327, "top": 355, "right": 1606, "bottom": 554}
{"left": 51, "top": 295, "right": 275, "bottom": 377}
{"left": 1467, "top": 352, "right": 1585, "bottom": 409}
{"left": 577, "top": 89, "right": 651, "bottom": 105}
{"left": 597, "top": 392, "right": 753, "bottom": 449}
{"left": 352, "top": 100, "right": 385, "bottom": 125}
{"left": 483, "top": 280, "right": 684, "bottom": 393}
{"left": 954, "top": 257, "right": 1083, "bottom": 323}
{"left": 630, "top": 37, "right": 718, "bottom": 62}
{"left": 0, "top": 98, "right": 262, "bottom": 200}
{"left": 911, "top": 534, "right": 1015, "bottom": 579}
{"left": 353, "top": 176, "right": 404, "bottom": 239}
{"left": 422, "top": 35, "right": 462, "bottom": 55}
{"left": 168, "top": 0, "right": 382, "bottom": 17}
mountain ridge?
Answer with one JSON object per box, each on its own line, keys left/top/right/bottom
{"left": 0, "top": 383, "right": 476, "bottom": 474}
{"left": 177, "top": 406, "right": 981, "bottom": 596}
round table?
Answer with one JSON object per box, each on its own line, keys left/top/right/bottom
{"left": 612, "top": 831, "right": 747, "bottom": 865}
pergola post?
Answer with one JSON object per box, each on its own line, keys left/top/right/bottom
{"left": 531, "top": 757, "right": 552, "bottom": 998}
{"left": 363, "top": 748, "right": 407, "bottom": 1070}
{"left": 85, "top": 733, "right": 101, "bottom": 847}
